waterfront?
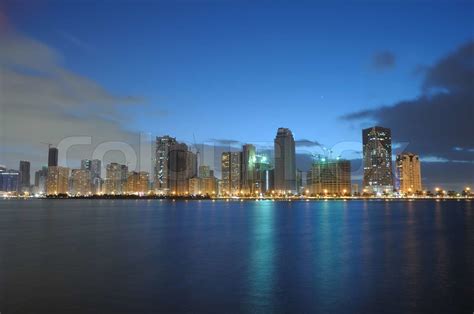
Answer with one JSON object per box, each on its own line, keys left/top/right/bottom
{"left": 1, "top": 199, "right": 473, "bottom": 313}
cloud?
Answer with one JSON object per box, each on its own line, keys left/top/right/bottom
{"left": 0, "top": 27, "right": 150, "bottom": 174}
{"left": 372, "top": 50, "right": 396, "bottom": 71}
{"left": 342, "top": 41, "right": 474, "bottom": 187}
{"left": 295, "top": 139, "right": 322, "bottom": 148}
{"left": 208, "top": 139, "right": 242, "bottom": 146}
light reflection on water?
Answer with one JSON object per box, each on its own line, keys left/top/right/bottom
{"left": 0, "top": 199, "right": 472, "bottom": 313}
{"left": 246, "top": 201, "right": 276, "bottom": 312}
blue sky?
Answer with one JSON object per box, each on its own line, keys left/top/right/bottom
{"left": 1, "top": 0, "right": 473, "bottom": 189}
{"left": 7, "top": 0, "right": 472, "bottom": 144}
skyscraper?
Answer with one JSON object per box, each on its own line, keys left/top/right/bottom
{"left": 81, "top": 159, "right": 102, "bottom": 194}
{"left": 254, "top": 154, "right": 273, "bottom": 194}
{"left": 274, "top": 127, "right": 296, "bottom": 193}
{"left": 46, "top": 166, "right": 69, "bottom": 195}
{"left": 81, "top": 159, "right": 101, "bottom": 179}
{"left": 362, "top": 126, "right": 393, "bottom": 195}
{"left": 104, "top": 163, "right": 128, "bottom": 194}
{"left": 396, "top": 153, "right": 422, "bottom": 194}
{"left": 241, "top": 144, "right": 256, "bottom": 194}
{"left": 306, "top": 157, "right": 351, "bottom": 195}
{"left": 71, "top": 169, "right": 92, "bottom": 195}
{"left": 168, "top": 143, "right": 192, "bottom": 194}
{"left": 48, "top": 147, "right": 58, "bottom": 167}
{"left": 0, "top": 169, "right": 20, "bottom": 192}
{"left": 126, "top": 171, "right": 150, "bottom": 194}
{"left": 154, "top": 135, "right": 177, "bottom": 193}
{"left": 34, "top": 167, "right": 48, "bottom": 194}
{"left": 19, "top": 160, "right": 31, "bottom": 192}
{"left": 221, "top": 152, "right": 242, "bottom": 195}
{"left": 199, "top": 165, "right": 211, "bottom": 178}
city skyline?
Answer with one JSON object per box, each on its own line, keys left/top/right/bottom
{"left": 0, "top": 1, "right": 473, "bottom": 191}
{"left": 0, "top": 125, "right": 471, "bottom": 196}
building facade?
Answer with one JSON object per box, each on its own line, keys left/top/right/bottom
{"left": 241, "top": 144, "right": 257, "bottom": 194}
{"left": 154, "top": 135, "right": 177, "bottom": 193}
{"left": 48, "top": 147, "right": 58, "bottom": 167}
{"left": 0, "top": 168, "right": 20, "bottom": 192}
{"left": 71, "top": 169, "right": 92, "bottom": 195}
{"left": 396, "top": 153, "right": 422, "bottom": 194}
{"left": 19, "top": 160, "right": 31, "bottom": 192}
{"left": 221, "top": 152, "right": 242, "bottom": 195}
{"left": 307, "top": 158, "right": 351, "bottom": 196}
{"left": 126, "top": 171, "right": 149, "bottom": 194}
{"left": 362, "top": 126, "right": 393, "bottom": 195}
{"left": 274, "top": 128, "right": 296, "bottom": 193}
{"left": 254, "top": 154, "right": 273, "bottom": 194}
{"left": 46, "top": 166, "right": 69, "bottom": 195}
{"left": 34, "top": 167, "right": 48, "bottom": 194}
{"left": 168, "top": 143, "right": 195, "bottom": 194}
{"left": 104, "top": 163, "right": 128, "bottom": 194}
{"left": 81, "top": 159, "right": 102, "bottom": 194}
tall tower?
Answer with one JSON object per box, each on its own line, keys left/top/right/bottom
{"left": 274, "top": 127, "right": 296, "bottom": 193}
{"left": 241, "top": 144, "right": 256, "bottom": 194}
{"left": 396, "top": 153, "right": 422, "bottom": 194}
{"left": 81, "top": 159, "right": 102, "bottom": 194}
{"left": 19, "top": 160, "right": 31, "bottom": 192}
{"left": 362, "top": 126, "right": 393, "bottom": 194}
{"left": 154, "top": 135, "right": 177, "bottom": 192}
{"left": 81, "top": 159, "right": 101, "bottom": 179}
{"left": 168, "top": 142, "right": 190, "bottom": 195}
{"left": 48, "top": 147, "right": 58, "bottom": 167}
{"left": 105, "top": 163, "right": 128, "bottom": 194}
{"left": 221, "top": 152, "right": 242, "bottom": 195}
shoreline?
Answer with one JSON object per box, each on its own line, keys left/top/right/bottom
{"left": 2, "top": 195, "right": 472, "bottom": 201}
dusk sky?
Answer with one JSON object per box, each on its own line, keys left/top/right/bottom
{"left": 0, "top": 0, "right": 473, "bottom": 190}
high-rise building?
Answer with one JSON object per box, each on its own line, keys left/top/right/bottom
{"left": 200, "top": 176, "right": 217, "bottom": 195}
{"left": 186, "top": 150, "right": 198, "bottom": 179}
{"left": 362, "top": 126, "right": 394, "bottom": 195}
{"left": 199, "top": 165, "right": 211, "bottom": 178}
{"left": 296, "top": 169, "right": 303, "bottom": 194}
{"left": 81, "top": 159, "right": 101, "bottom": 179}
{"left": 46, "top": 166, "right": 69, "bottom": 195}
{"left": 168, "top": 143, "right": 195, "bottom": 195}
{"left": 307, "top": 158, "right": 351, "bottom": 195}
{"left": 71, "top": 169, "right": 92, "bottom": 195}
{"left": 19, "top": 160, "right": 31, "bottom": 192}
{"left": 254, "top": 154, "right": 273, "bottom": 194}
{"left": 81, "top": 159, "right": 102, "bottom": 194}
{"left": 154, "top": 135, "right": 177, "bottom": 193}
{"left": 241, "top": 144, "right": 256, "bottom": 194}
{"left": 221, "top": 152, "right": 242, "bottom": 195}
{"left": 48, "top": 147, "right": 58, "bottom": 167}
{"left": 274, "top": 127, "right": 296, "bottom": 193}
{"left": 104, "top": 163, "right": 128, "bottom": 194}
{"left": 189, "top": 165, "right": 218, "bottom": 196}
{"left": 126, "top": 171, "right": 149, "bottom": 194}
{"left": 0, "top": 169, "right": 20, "bottom": 192}
{"left": 396, "top": 153, "right": 422, "bottom": 194}
{"left": 34, "top": 167, "right": 48, "bottom": 194}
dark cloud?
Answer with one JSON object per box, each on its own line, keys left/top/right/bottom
{"left": 343, "top": 41, "right": 474, "bottom": 188}
{"left": 372, "top": 50, "right": 396, "bottom": 71}
{"left": 422, "top": 41, "right": 474, "bottom": 92}
{"left": 295, "top": 139, "right": 322, "bottom": 148}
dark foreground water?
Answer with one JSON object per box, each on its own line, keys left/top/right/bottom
{"left": 0, "top": 199, "right": 473, "bottom": 314}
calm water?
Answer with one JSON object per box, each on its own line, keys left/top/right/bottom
{"left": 0, "top": 199, "right": 473, "bottom": 313}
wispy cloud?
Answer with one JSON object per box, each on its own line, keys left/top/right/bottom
{"left": 0, "top": 21, "right": 152, "bottom": 172}
{"left": 372, "top": 50, "right": 396, "bottom": 71}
